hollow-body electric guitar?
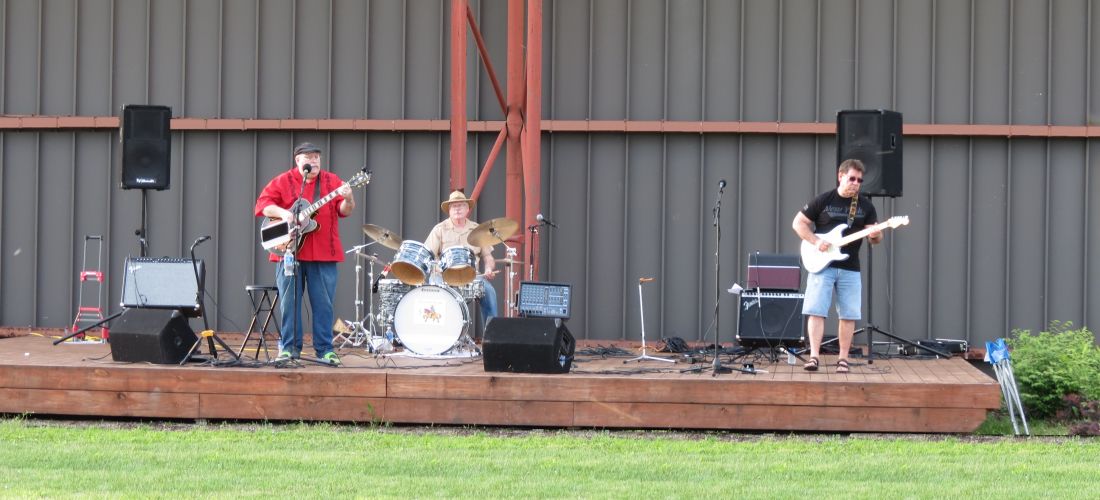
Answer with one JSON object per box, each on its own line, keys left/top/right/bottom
{"left": 800, "top": 215, "right": 910, "bottom": 273}
{"left": 259, "top": 168, "right": 371, "bottom": 255}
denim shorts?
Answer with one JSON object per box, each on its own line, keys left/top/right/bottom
{"left": 802, "top": 267, "right": 862, "bottom": 320}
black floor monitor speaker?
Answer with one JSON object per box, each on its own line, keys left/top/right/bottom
{"left": 483, "top": 318, "right": 575, "bottom": 374}
{"left": 836, "top": 109, "right": 902, "bottom": 197}
{"left": 110, "top": 308, "right": 197, "bottom": 364}
{"left": 736, "top": 291, "right": 805, "bottom": 348}
{"left": 121, "top": 104, "right": 172, "bottom": 190}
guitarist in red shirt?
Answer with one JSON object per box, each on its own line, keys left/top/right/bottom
{"left": 255, "top": 143, "right": 355, "bottom": 365}
{"left": 792, "top": 159, "right": 882, "bottom": 374}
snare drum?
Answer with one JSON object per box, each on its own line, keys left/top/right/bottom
{"left": 394, "top": 285, "right": 470, "bottom": 355}
{"left": 440, "top": 246, "right": 476, "bottom": 285}
{"left": 453, "top": 280, "right": 485, "bottom": 302}
{"left": 390, "top": 240, "right": 435, "bottom": 285}
{"left": 377, "top": 278, "right": 414, "bottom": 323}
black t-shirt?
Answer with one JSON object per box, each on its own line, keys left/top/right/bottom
{"left": 800, "top": 190, "right": 878, "bottom": 272}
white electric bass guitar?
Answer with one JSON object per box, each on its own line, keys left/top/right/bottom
{"left": 800, "top": 215, "right": 910, "bottom": 273}
{"left": 259, "top": 168, "right": 372, "bottom": 255}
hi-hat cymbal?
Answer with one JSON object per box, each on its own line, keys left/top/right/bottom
{"left": 468, "top": 217, "right": 519, "bottom": 247}
{"left": 496, "top": 258, "right": 520, "bottom": 265}
{"left": 362, "top": 224, "right": 402, "bottom": 250}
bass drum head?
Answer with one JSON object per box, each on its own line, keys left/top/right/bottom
{"left": 393, "top": 285, "right": 469, "bottom": 355}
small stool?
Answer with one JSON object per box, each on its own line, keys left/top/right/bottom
{"left": 238, "top": 285, "right": 280, "bottom": 360}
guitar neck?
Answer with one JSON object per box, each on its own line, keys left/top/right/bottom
{"left": 301, "top": 182, "right": 347, "bottom": 217}
{"left": 837, "top": 220, "right": 891, "bottom": 246}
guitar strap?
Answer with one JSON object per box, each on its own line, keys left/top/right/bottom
{"left": 846, "top": 194, "right": 859, "bottom": 228}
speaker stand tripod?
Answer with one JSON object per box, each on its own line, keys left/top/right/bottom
{"left": 855, "top": 201, "right": 949, "bottom": 362}
{"left": 625, "top": 277, "right": 674, "bottom": 364}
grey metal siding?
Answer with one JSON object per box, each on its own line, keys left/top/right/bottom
{"left": 1, "top": 0, "right": 1097, "bottom": 348}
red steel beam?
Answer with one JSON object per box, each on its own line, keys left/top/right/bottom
{"left": 449, "top": 0, "right": 468, "bottom": 192}
{"left": 466, "top": 6, "right": 507, "bottom": 114}
{"left": 505, "top": 0, "right": 527, "bottom": 306}
{"left": 523, "top": 0, "right": 543, "bottom": 281}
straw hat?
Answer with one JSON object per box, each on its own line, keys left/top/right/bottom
{"left": 440, "top": 190, "right": 475, "bottom": 213}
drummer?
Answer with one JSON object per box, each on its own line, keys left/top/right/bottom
{"left": 424, "top": 190, "right": 499, "bottom": 335}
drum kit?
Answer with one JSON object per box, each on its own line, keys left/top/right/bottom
{"left": 338, "top": 218, "right": 520, "bottom": 357}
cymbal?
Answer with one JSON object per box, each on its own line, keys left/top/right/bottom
{"left": 468, "top": 217, "right": 519, "bottom": 247}
{"left": 362, "top": 224, "right": 402, "bottom": 250}
{"left": 496, "top": 258, "right": 521, "bottom": 265}
{"left": 356, "top": 251, "right": 385, "bottom": 264}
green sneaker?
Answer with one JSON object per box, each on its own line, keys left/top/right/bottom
{"left": 322, "top": 351, "right": 342, "bottom": 366}
{"left": 277, "top": 350, "right": 293, "bottom": 360}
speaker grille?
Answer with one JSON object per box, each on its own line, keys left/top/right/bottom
{"left": 121, "top": 104, "right": 172, "bottom": 190}
{"left": 836, "top": 109, "right": 903, "bottom": 197}
{"left": 736, "top": 292, "right": 804, "bottom": 348}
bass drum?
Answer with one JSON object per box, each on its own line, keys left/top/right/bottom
{"left": 393, "top": 285, "right": 470, "bottom": 355}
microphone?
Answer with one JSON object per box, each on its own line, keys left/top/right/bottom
{"left": 302, "top": 164, "right": 314, "bottom": 174}
{"left": 536, "top": 213, "right": 558, "bottom": 228}
{"left": 190, "top": 235, "right": 211, "bottom": 252}
{"left": 718, "top": 179, "right": 727, "bottom": 192}
{"left": 372, "top": 264, "right": 391, "bottom": 293}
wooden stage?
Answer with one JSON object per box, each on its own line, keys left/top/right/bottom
{"left": 0, "top": 333, "right": 1001, "bottom": 433}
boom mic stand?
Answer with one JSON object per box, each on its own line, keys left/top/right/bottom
{"left": 181, "top": 236, "right": 239, "bottom": 364}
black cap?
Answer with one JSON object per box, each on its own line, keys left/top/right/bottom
{"left": 293, "top": 142, "right": 322, "bottom": 157}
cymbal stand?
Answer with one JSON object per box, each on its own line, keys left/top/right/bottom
{"left": 625, "top": 277, "right": 674, "bottom": 364}
{"left": 339, "top": 242, "right": 379, "bottom": 349}
{"left": 503, "top": 245, "right": 518, "bottom": 317}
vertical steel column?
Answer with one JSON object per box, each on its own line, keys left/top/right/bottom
{"left": 523, "top": 0, "right": 543, "bottom": 280}
{"left": 506, "top": 0, "right": 526, "bottom": 302}
{"left": 450, "top": 0, "right": 468, "bottom": 191}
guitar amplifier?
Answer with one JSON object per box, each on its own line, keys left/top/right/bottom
{"left": 736, "top": 291, "right": 804, "bottom": 347}
{"left": 746, "top": 252, "right": 801, "bottom": 291}
{"left": 120, "top": 257, "right": 204, "bottom": 317}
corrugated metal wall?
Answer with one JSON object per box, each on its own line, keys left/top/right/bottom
{"left": 1, "top": 0, "right": 1097, "bottom": 347}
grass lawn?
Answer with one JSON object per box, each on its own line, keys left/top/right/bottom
{"left": 2, "top": 418, "right": 1097, "bottom": 499}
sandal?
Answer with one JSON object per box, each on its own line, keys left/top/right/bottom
{"left": 803, "top": 357, "right": 820, "bottom": 371}
{"left": 836, "top": 359, "right": 851, "bottom": 374}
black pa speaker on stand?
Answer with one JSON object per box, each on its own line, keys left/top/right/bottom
{"left": 483, "top": 318, "right": 575, "bottom": 374}
{"left": 110, "top": 308, "right": 197, "bottom": 363}
{"left": 121, "top": 104, "right": 172, "bottom": 190}
{"left": 836, "top": 109, "right": 903, "bottom": 197}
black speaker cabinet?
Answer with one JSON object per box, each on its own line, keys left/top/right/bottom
{"left": 483, "top": 318, "right": 575, "bottom": 374}
{"left": 836, "top": 109, "right": 903, "bottom": 197}
{"left": 736, "top": 292, "right": 805, "bottom": 348}
{"left": 120, "top": 257, "right": 204, "bottom": 316}
{"left": 110, "top": 309, "right": 197, "bottom": 364}
{"left": 121, "top": 104, "right": 172, "bottom": 190}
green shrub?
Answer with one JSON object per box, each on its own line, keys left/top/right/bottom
{"left": 1007, "top": 321, "right": 1100, "bottom": 418}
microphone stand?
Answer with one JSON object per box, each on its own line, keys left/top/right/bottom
{"left": 707, "top": 184, "right": 731, "bottom": 375}
{"left": 181, "top": 237, "right": 239, "bottom": 364}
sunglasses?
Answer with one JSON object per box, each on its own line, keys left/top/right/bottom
{"left": 847, "top": 176, "right": 863, "bottom": 183}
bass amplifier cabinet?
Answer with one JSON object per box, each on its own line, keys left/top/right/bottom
{"left": 736, "top": 291, "right": 805, "bottom": 348}
{"left": 483, "top": 317, "right": 575, "bottom": 374}
{"left": 746, "top": 252, "right": 801, "bottom": 291}
{"left": 120, "top": 257, "right": 204, "bottom": 316}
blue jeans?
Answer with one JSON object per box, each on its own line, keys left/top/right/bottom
{"left": 275, "top": 260, "right": 338, "bottom": 357}
{"left": 802, "top": 267, "right": 862, "bottom": 320}
{"left": 478, "top": 276, "right": 498, "bottom": 329}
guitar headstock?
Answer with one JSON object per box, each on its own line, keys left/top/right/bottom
{"left": 886, "top": 215, "right": 910, "bottom": 228}
{"left": 348, "top": 168, "right": 372, "bottom": 188}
